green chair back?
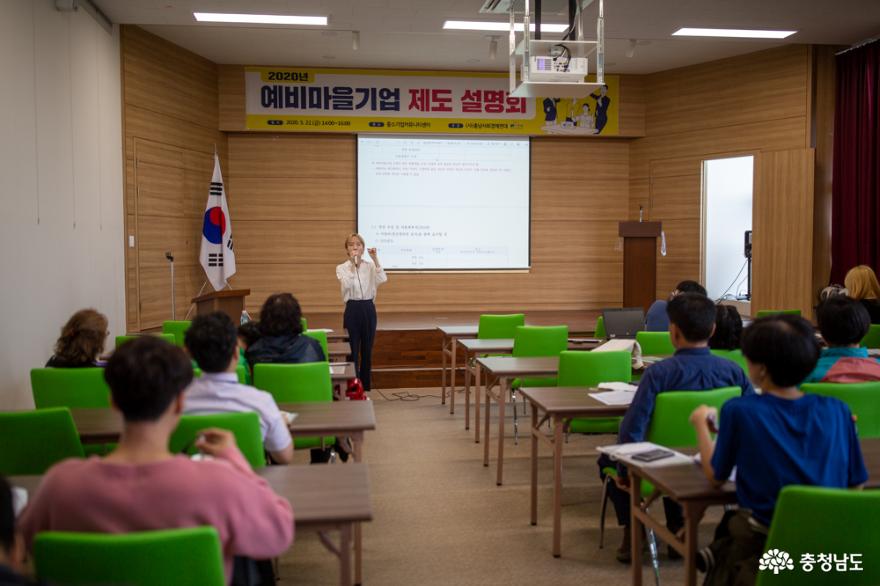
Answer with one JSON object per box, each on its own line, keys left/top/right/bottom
{"left": 755, "top": 486, "right": 880, "bottom": 585}
{"left": 755, "top": 309, "right": 802, "bottom": 318}
{"left": 647, "top": 386, "right": 740, "bottom": 447}
{"left": 862, "top": 324, "right": 880, "bottom": 349}
{"left": 115, "top": 333, "right": 176, "bottom": 348}
{"left": 236, "top": 353, "right": 250, "bottom": 384}
{"left": 169, "top": 412, "right": 265, "bottom": 469}
{"left": 31, "top": 367, "right": 110, "bottom": 409}
{"left": 558, "top": 350, "right": 631, "bottom": 434}
{"left": 478, "top": 314, "right": 525, "bottom": 339}
{"left": 594, "top": 315, "right": 607, "bottom": 339}
{"left": 636, "top": 331, "right": 676, "bottom": 356}
{"left": 34, "top": 527, "right": 225, "bottom": 586}
{"left": 253, "top": 362, "right": 333, "bottom": 449}
{"left": 300, "top": 316, "right": 308, "bottom": 330}
{"left": 304, "top": 329, "right": 330, "bottom": 361}
{"left": 512, "top": 325, "right": 569, "bottom": 388}
{"left": 801, "top": 382, "right": 880, "bottom": 438}
{"left": 710, "top": 349, "right": 749, "bottom": 375}
{"left": 161, "top": 320, "right": 191, "bottom": 347}
{"left": 0, "top": 408, "right": 84, "bottom": 475}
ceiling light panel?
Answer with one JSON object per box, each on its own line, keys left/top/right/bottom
{"left": 444, "top": 20, "right": 568, "bottom": 33}
{"left": 672, "top": 27, "right": 796, "bottom": 39}
{"left": 193, "top": 13, "right": 328, "bottom": 26}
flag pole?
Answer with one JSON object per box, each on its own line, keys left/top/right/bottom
{"left": 183, "top": 280, "right": 210, "bottom": 320}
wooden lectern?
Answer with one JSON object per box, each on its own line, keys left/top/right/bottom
{"left": 619, "top": 221, "right": 662, "bottom": 313}
{"left": 192, "top": 289, "right": 250, "bottom": 323}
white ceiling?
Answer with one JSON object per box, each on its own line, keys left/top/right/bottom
{"left": 92, "top": 0, "right": 880, "bottom": 74}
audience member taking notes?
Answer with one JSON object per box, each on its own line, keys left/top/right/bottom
{"left": 689, "top": 314, "right": 867, "bottom": 585}
{"left": 596, "top": 293, "right": 754, "bottom": 564}
{"left": 19, "top": 337, "right": 294, "bottom": 582}
{"left": 184, "top": 312, "right": 294, "bottom": 465}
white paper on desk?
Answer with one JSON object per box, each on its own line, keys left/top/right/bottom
{"left": 281, "top": 411, "right": 298, "bottom": 425}
{"left": 596, "top": 442, "right": 693, "bottom": 468}
{"left": 329, "top": 364, "right": 346, "bottom": 374}
{"left": 569, "top": 337, "right": 602, "bottom": 344}
{"left": 12, "top": 487, "right": 27, "bottom": 517}
{"left": 589, "top": 390, "right": 635, "bottom": 406}
{"left": 597, "top": 382, "right": 638, "bottom": 393}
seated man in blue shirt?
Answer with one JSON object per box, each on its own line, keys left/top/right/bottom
{"left": 644, "top": 280, "right": 707, "bottom": 332}
{"left": 598, "top": 293, "right": 755, "bottom": 563}
{"left": 690, "top": 314, "right": 867, "bottom": 585}
{"left": 802, "top": 296, "right": 880, "bottom": 383}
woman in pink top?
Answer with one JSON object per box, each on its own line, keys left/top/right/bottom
{"left": 19, "top": 337, "right": 294, "bottom": 583}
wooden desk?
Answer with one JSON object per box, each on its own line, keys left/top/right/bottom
{"left": 13, "top": 463, "right": 372, "bottom": 586}
{"left": 519, "top": 387, "right": 629, "bottom": 557}
{"left": 457, "top": 339, "right": 602, "bottom": 442}
{"left": 437, "top": 325, "right": 478, "bottom": 407}
{"left": 627, "top": 438, "right": 880, "bottom": 586}
{"left": 475, "top": 356, "right": 559, "bottom": 486}
{"left": 328, "top": 342, "right": 351, "bottom": 363}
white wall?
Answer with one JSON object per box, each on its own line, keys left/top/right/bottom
{"left": 0, "top": 0, "right": 124, "bottom": 409}
{"left": 703, "top": 156, "right": 753, "bottom": 301}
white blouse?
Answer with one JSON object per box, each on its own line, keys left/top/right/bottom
{"left": 335, "top": 259, "right": 388, "bottom": 302}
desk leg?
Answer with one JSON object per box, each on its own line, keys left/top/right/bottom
{"left": 350, "top": 433, "right": 364, "bottom": 586}
{"left": 441, "top": 336, "right": 447, "bottom": 405}
{"left": 464, "top": 352, "right": 471, "bottom": 428}
{"left": 483, "top": 378, "right": 493, "bottom": 466}
{"left": 552, "top": 414, "right": 563, "bottom": 558}
{"left": 450, "top": 337, "right": 458, "bottom": 407}
{"left": 341, "top": 524, "right": 353, "bottom": 586}
{"left": 473, "top": 363, "right": 481, "bottom": 441}
{"left": 631, "top": 471, "right": 643, "bottom": 586}
{"left": 496, "top": 377, "right": 507, "bottom": 486}
{"left": 456, "top": 348, "right": 470, "bottom": 415}
{"left": 684, "top": 503, "right": 706, "bottom": 586}
{"left": 530, "top": 404, "right": 539, "bottom": 526}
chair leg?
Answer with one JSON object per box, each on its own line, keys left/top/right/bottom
{"left": 646, "top": 524, "right": 661, "bottom": 586}
{"left": 511, "top": 389, "right": 519, "bottom": 445}
{"left": 598, "top": 476, "right": 611, "bottom": 549}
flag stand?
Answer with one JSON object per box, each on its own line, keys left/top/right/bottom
{"left": 184, "top": 281, "right": 210, "bottom": 320}
{"left": 165, "top": 251, "right": 175, "bottom": 319}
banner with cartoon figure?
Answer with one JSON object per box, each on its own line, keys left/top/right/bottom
{"left": 244, "top": 67, "right": 618, "bottom": 136}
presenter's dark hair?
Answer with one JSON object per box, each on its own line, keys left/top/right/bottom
{"left": 741, "top": 315, "right": 820, "bottom": 387}
{"left": 0, "top": 476, "right": 13, "bottom": 553}
{"left": 258, "top": 293, "right": 304, "bottom": 337}
{"left": 817, "top": 296, "right": 871, "bottom": 346}
{"left": 667, "top": 293, "right": 716, "bottom": 342}
{"left": 675, "top": 280, "right": 707, "bottom": 297}
{"left": 185, "top": 312, "right": 238, "bottom": 373}
{"left": 709, "top": 305, "right": 743, "bottom": 350}
{"left": 104, "top": 337, "right": 193, "bottom": 422}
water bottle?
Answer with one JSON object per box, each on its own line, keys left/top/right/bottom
{"left": 240, "top": 310, "right": 251, "bottom": 325}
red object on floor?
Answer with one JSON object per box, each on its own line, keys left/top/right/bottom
{"left": 346, "top": 378, "right": 368, "bottom": 400}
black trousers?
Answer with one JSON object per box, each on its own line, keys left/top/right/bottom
{"left": 598, "top": 454, "right": 684, "bottom": 531}
{"left": 344, "top": 299, "right": 377, "bottom": 391}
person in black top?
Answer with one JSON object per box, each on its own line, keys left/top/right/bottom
{"left": 45, "top": 309, "right": 108, "bottom": 368}
{"left": 844, "top": 265, "right": 880, "bottom": 324}
{"left": 245, "top": 293, "right": 325, "bottom": 368}
{"left": 0, "top": 476, "right": 41, "bottom": 586}
{"left": 708, "top": 305, "right": 743, "bottom": 350}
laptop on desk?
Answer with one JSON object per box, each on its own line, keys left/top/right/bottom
{"left": 602, "top": 307, "right": 646, "bottom": 340}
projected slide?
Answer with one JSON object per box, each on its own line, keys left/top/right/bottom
{"left": 357, "top": 135, "right": 530, "bottom": 270}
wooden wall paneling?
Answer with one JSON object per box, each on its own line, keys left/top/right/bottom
{"left": 234, "top": 220, "right": 355, "bottom": 264}
{"left": 137, "top": 265, "right": 206, "bottom": 330}
{"left": 629, "top": 178, "right": 649, "bottom": 220}
{"left": 752, "top": 148, "right": 815, "bottom": 318}
{"left": 618, "top": 75, "right": 647, "bottom": 137}
{"left": 226, "top": 177, "right": 355, "bottom": 221}
{"left": 531, "top": 221, "right": 622, "bottom": 264}
{"left": 644, "top": 46, "right": 810, "bottom": 137}
{"left": 218, "top": 65, "right": 246, "bottom": 131}
{"left": 228, "top": 134, "right": 356, "bottom": 178}
{"left": 125, "top": 104, "right": 225, "bottom": 157}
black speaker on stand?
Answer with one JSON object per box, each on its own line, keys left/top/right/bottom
{"left": 743, "top": 230, "right": 752, "bottom": 301}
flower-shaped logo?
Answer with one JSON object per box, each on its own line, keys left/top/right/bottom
{"left": 759, "top": 549, "right": 794, "bottom": 574}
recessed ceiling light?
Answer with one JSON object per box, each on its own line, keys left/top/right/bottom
{"left": 672, "top": 27, "right": 796, "bottom": 39}
{"left": 443, "top": 20, "right": 568, "bottom": 33}
{"left": 193, "top": 12, "right": 328, "bottom": 26}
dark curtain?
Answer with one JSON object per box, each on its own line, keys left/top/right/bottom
{"left": 830, "top": 41, "right": 880, "bottom": 284}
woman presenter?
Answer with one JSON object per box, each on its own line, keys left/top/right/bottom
{"left": 336, "top": 233, "right": 387, "bottom": 391}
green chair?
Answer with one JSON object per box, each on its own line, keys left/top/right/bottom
{"left": 34, "top": 527, "right": 225, "bottom": 586}
{"left": 304, "top": 329, "right": 330, "bottom": 361}
{"left": 510, "top": 325, "right": 569, "bottom": 442}
{"left": 755, "top": 309, "right": 802, "bottom": 318}
{"left": 0, "top": 408, "right": 84, "bottom": 475}
{"left": 253, "top": 362, "right": 334, "bottom": 450}
{"left": 300, "top": 316, "right": 308, "bottom": 330}
{"left": 710, "top": 349, "right": 749, "bottom": 374}
{"left": 477, "top": 313, "right": 525, "bottom": 339}
{"left": 236, "top": 354, "right": 250, "bottom": 384}
{"left": 862, "top": 324, "right": 880, "bottom": 349}
{"left": 161, "top": 320, "right": 191, "bottom": 347}
{"left": 169, "top": 412, "right": 265, "bottom": 469}
{"left": 595, "top": 315, "right": 607, "bottom": 339}
{"left": 115, "top": 333, "right": 176, "bottom": 348}
{"left": 31, "top": 367, "right": 111, "bottom": 409}
{"left": 801, "top": 382, "right": 880, "bottom": 438}
{"left": 599, "top": 386, "right": 741, "bottom": 563}
{"left": 755, "top": 486, "right": 880, "bottom": 586}
{"left": 636, "top": 331, "right": 676, "bottom": 357}
{"left": 558, "top": 350, "right": 631, "bottom": 434}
